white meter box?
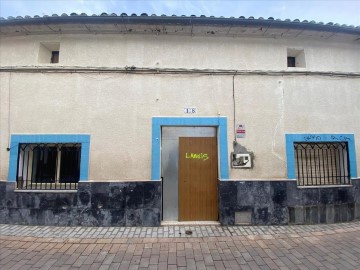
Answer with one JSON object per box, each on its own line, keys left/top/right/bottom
{"left": 232, "top": 153, "right": 252, "bottom": 168}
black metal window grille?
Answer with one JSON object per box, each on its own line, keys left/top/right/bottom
{"left": 16, "top": 143, "right": 81, "bottom": 190}
{"left": 294, "top": 142, "right": 350, "bottom": 186}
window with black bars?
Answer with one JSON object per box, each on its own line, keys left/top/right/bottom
{"left": 294, "top": 142, "right": 350, "bottom": 186}
{"left": 16, "top": 143, "right": 81, "bottom": 190}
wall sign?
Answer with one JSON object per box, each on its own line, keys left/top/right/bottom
{"left": 184, "top": 107, "right": 197, "bottom": 114}
{"left": 236, "top": 124, "right": 246, "bottom": 138}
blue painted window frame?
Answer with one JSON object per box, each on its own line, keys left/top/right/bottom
{"left": 286, "top": 134, "right": 357, "bottom": 179}
{"left": 151, "top": 117, "right": 229, "bottom": 180}
{"left": 8, "top": 134, "right": 90, "bottom": 182}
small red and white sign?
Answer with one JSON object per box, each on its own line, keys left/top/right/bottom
{"left": 236, "top": 124, "right": 246, "bottom": 138}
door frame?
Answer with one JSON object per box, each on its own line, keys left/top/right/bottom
{"left": 151, "top": 117, "right": 229, "bottom": 181}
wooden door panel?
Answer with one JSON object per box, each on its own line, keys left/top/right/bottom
{"left": 179, "top": 137, "right": 218, "bottom": 221}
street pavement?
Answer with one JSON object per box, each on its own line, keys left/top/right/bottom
{"left": 1, "top": 221, "right": 359, "bottom": 269}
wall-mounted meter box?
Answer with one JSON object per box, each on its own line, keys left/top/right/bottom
{"left": 232, "top": 153, "right": 252, "bottom": 168}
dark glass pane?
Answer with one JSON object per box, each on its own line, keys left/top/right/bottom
{"left": 59, "top": 146, "right": 81, "bottom": 183}
{"left": 32, "top": 146, "right": 57, "bottom": 183}
{"left": 287, "top": 57, "right": 296, "bottom": 67}
{"left": 51, "top": 51, "right": 59, "bottom": 63}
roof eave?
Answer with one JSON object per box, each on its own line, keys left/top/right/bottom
{"left": 1, "top": 16, "right": 359, "bottom": 36}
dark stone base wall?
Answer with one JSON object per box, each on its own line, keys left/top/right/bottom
{"left": 219, "top": 179, "right": 360, "bottom": 225}
{"left": 0, "top": 181, "right": 161, "bottom": 227}
{"left": 0, "top": 181, "right": 6, "bottom": 223}
{"left": 1, "top": 179, "right": 359, "bottom": 226}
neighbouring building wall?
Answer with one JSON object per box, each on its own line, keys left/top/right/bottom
{"left": 0, "top": 71, "right": 359, "bottom": 181}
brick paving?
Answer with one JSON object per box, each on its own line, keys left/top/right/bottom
{"left": 0, "top": 221, "right": 359, "bottom": 269}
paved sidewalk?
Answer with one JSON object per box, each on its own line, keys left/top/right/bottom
{"left": 1, "top": 222, "right": 359, "bottom": 270}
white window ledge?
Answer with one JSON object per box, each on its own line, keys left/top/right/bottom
{"left": 297, "top": 185, "right": 352, "bottom": 189}
{"left": 14, "top": 189, "right": 77, "bottom": 193}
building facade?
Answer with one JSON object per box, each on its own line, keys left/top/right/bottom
{"left": 0, "top": 13, "right": 359, "bottom": 226}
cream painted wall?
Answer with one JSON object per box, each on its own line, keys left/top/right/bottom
{"left": 0, "top": 70, "right": 359, "bottom": 181}
{"left": 0, "top": 34, "right": 359, "bottom": 72}
{"left": 0, "top": 72, "right": 11, "bottom": 179}
{"left": 0, "top": 32, "right": 359, "bottom": 181}
{"left": 233, "top": 76, "right": 360, "bottom": 179}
